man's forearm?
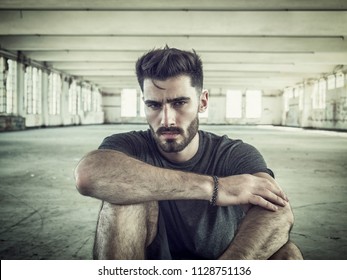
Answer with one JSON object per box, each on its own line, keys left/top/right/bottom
{"left": 218, "top": 204, "right": 293, "bottom": 260}
{"left": 74, "top": 149, "right": 212, "bottom": 204}
{"left": 218, "top": 172, "right": 294, "bottom": 260}
{"left": 75, "top": 150, "right": 289, "bottom": 211}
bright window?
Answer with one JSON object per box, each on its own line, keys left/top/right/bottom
{"left": 0, "top": 58, "right": 17, "bottom": 114}
{"left": 121, "top": 89, "right": 137, "bottom": 117}
{"left": 6, "top": 59, "right": 17, "bottom": 114}
{"left": 312, "top": 80, "right": 326, "bottom": 109}
{"left": 226, "top": 90, "right": 242, "bottom": 118}
{"left": 48, "top": 73, "right": 62, "bottom": 115}
{"left": 24, "top": 66, "right": 42, "bottom": 115}
{"left": 245, "top": 90, "right": 262, "bottom": 118}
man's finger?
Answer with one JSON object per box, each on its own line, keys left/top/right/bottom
{"left": 249, "top": 195, "right": 278, "bottom": 212}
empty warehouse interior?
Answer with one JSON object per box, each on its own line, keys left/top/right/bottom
{"left": 0, "top": 0, "right": 346, "bottom": 260}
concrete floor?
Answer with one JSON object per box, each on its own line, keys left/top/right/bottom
{"left": 0, "top": 124, "right": 346, "bottom": 260}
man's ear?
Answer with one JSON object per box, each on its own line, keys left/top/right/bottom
{"left": 199, "top": 89, "right": 209, "bottom": 113}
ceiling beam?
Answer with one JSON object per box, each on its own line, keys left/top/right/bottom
{"left": 0, "top": 0, "right": 347, "bottom": 11}
{"left": 0, "top": 11, "right": 346, "bottom": 36}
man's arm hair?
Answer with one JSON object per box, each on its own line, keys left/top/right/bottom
{"left": 218, "top": 172, "right": 294, "bottom": 260}
{"left": 74, "top": 149, "right": 213, "bottom": 204}
{"left": 74, "top": 150, "right": 288, "bottom": 211}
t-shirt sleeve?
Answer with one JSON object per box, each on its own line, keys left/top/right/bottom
{"left": 228, "top": 142, "right": 274, "bottom": 178}
{"left": 98, "top": 131, "right": 142, "bottom": 158}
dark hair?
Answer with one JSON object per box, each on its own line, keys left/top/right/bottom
{"left": 135, "top": 46, "right": 203, "bottom": 92}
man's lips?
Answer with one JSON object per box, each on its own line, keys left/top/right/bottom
{"left": 157, "top": 127, "right": 182, "bottom": 139}
{"left": 160, "top": 131, "right": 180, "bottom": 139}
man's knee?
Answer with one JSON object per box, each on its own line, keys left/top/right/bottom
{"left": 98, "top": 201, "right": 158, "bottom": 236}
{"left": 269, "top": 241, "right": 304, "bottom": 260}
{"left": 94, "top": 201, "right": 158, "bottom": 259}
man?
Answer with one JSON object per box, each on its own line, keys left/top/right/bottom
{"left": 74, "top": 46, "right": 303, "bottom": 260}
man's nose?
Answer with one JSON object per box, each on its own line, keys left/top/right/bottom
{"left": 161, "top": 104, "right": 176, "bottom": 127}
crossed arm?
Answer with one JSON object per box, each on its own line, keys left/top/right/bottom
{"left": 75, "top": 149, "right": 294, "bottom": 259}
{"left": 218, "top": 173, "right": 293, "bottom": 259}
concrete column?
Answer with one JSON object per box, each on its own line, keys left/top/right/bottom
{"left": 16, "top": 61, "right": 25, "bottom": 117}
{"left": 41, "top": 71, "right": 49, "bottom": 126}
{"left": 301, "top": 82, "right": 313, "bottom": 128}
{"left": 61, "top": 76, "right": 70, "bottom": 125}
{"left": 60, "top": 74, "right": 66, "bottom": 125}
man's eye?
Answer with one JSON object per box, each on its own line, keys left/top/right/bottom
{"left": 173, "top": 101, "right": 186, "bottom": 107}
{"left": 147, "top": 103, "right": 161, "bottom": 110}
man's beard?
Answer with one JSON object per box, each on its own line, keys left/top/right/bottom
{"left": 150, "top": 116, "right": 199, "bottom": 153}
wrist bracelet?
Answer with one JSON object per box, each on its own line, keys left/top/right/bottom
{"left": 210, "top": 175, "right": 219, "bottom": 206}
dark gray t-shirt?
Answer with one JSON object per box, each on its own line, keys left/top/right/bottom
{"left": 99, "top": 129, "right": 273, "bottom": 259}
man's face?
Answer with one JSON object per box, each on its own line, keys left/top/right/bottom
{"left": 143, "top": 76, "right": 206, "bottom": 154}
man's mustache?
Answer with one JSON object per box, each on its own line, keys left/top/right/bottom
{"left": 157, "top": 127, "right": 183, "bottom": 135}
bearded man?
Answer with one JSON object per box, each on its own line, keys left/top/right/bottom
{"left": 74, "top": 46, "right": 303, "bottom": 260}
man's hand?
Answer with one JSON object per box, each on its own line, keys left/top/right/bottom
{"left": 216, "top": 173, "right": 288, "bottom": 211}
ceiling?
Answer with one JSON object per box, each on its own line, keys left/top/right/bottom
{"left": 0, "top": 0, "right": 346, "bottom": 95}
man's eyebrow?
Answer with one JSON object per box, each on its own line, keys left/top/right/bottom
{"left": 166, "top": 97, "right": 191, "bottom": 103}
{"left": 144, "top": 97, "right": 191, "bottom": 105}
{"left": 144, "top": 100, "right": 161, "bottom": 105}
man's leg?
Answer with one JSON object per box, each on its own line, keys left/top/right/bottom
{"left": 269, "top": 241, "right": 304, "bottom": 260}
{"left": 93, "top": 201, "right": 158, "bottom": 259}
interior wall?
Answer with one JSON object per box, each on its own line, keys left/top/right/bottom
{"left": 102, "top": 93, "right": 121, "bottom": 123}
{"left": 102, "top": 90, "right": 146, "bottom": 124}
{"left": 206, "top": 89, "right": 226, "bottom": 124}
{"left": 283, "top": 72, "right": 347, "bottom": 130}
{"left": 101, "top": 87, "right": 282, "bottom": 126}
{"left": 315, "top": 84, "right": 347, "bottom": 130}
{"left": 0, "top": 57, "right": 104, "bottom": 131}
{"left": 207, "top": 88, "right": 282, "bottom": 125}
{"left": 262, "top": 95, "right": 282, "bottom": 125}
{"left": 2, "top": 57, "right": 346, "bottom": 132}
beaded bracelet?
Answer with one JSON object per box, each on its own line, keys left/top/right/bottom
{"left": 210, "top": 175, "right": 219, "bottom": 206}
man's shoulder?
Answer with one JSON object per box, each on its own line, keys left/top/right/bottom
{"left": 199, "top": 130, "right": 243, "bottom": 147}
{"left": 199, "top": 130, "right": 259, "bottom": 159}
{"left": 99, "top": 129, "right": 152, "bottom": 150}
{"left": 105, "top": 129, "right": 151, "bottom": 141}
